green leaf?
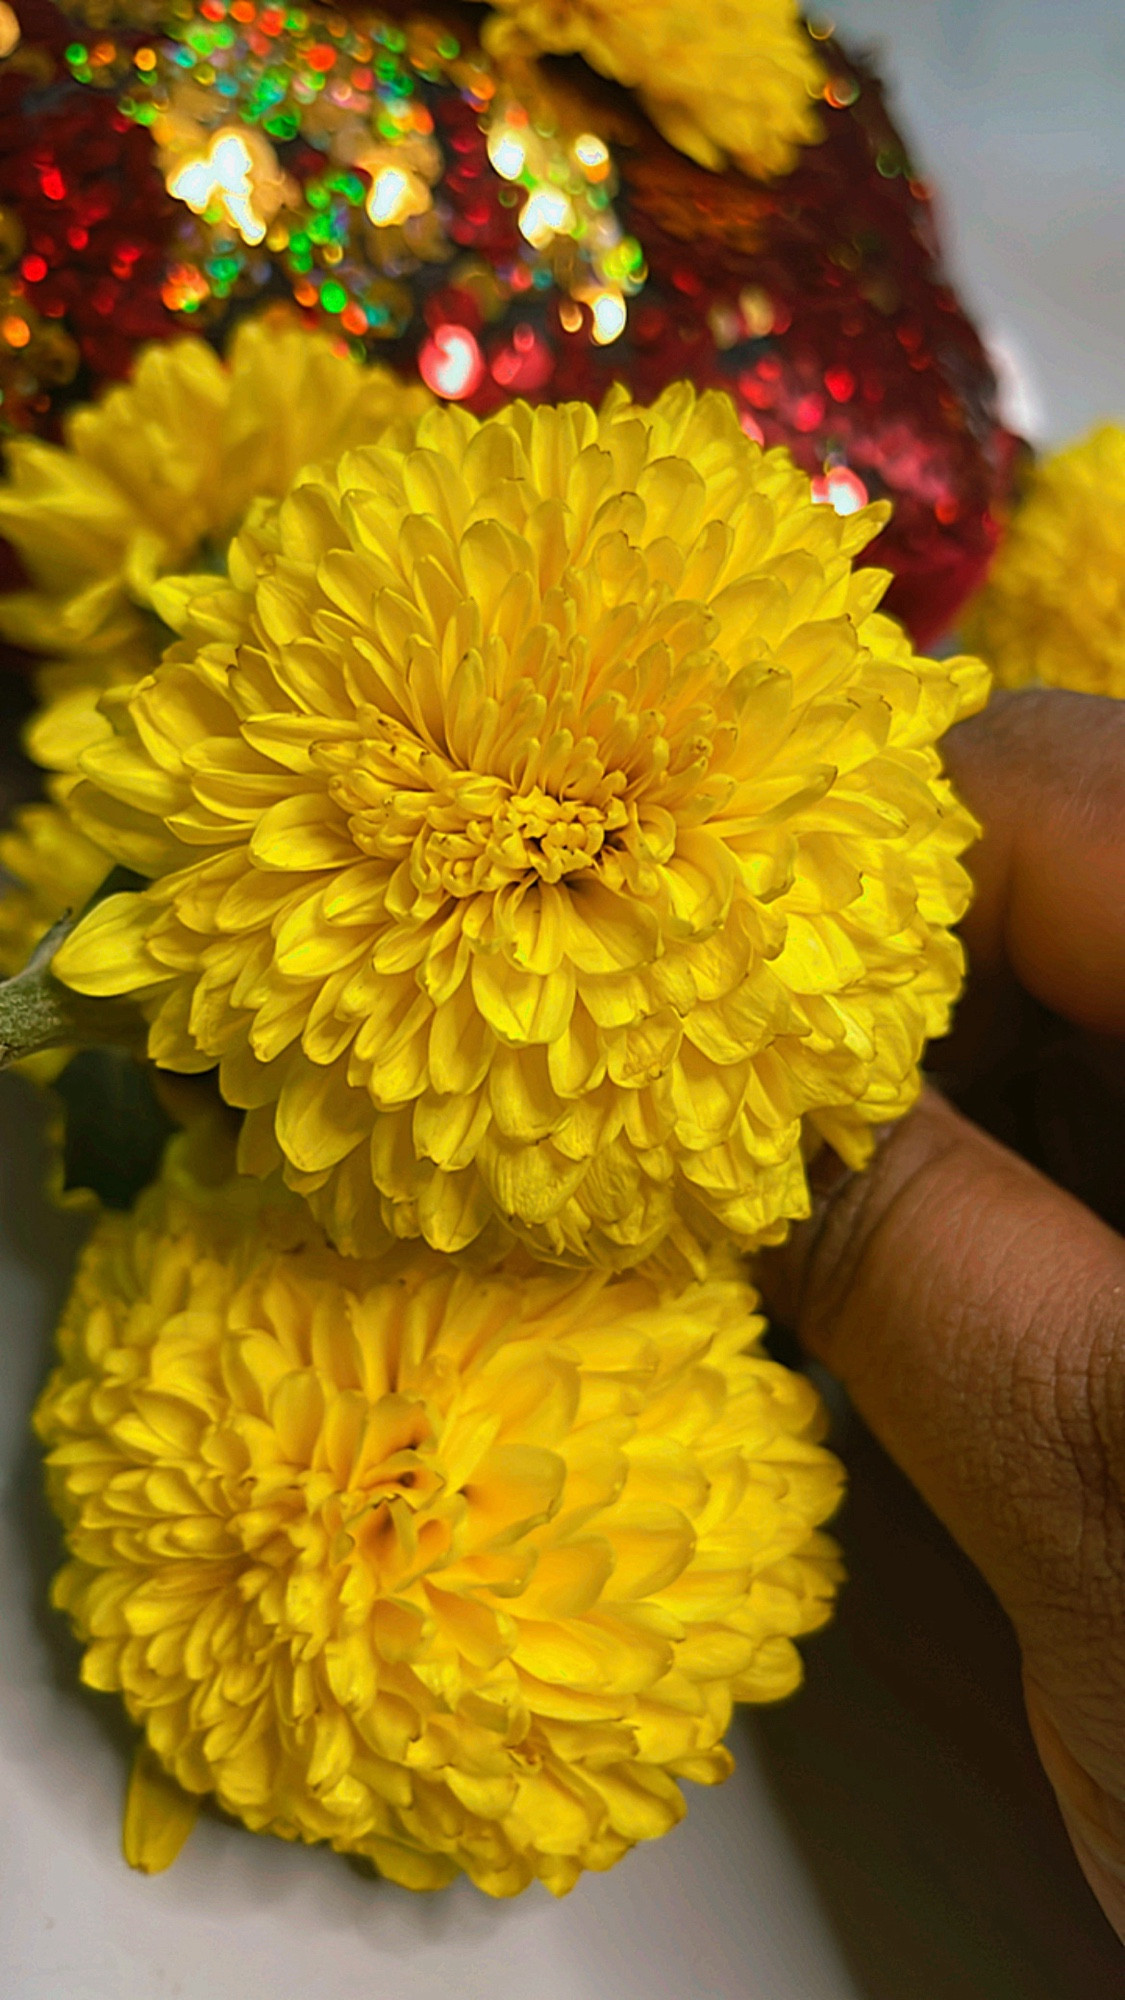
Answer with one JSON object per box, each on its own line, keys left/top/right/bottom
{"left": 53, "top": 1049, "right": 176, "bottom": 1211}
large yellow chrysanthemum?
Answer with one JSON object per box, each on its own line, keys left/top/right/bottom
{"left": 55, "top": 387, "right": 986, "bottom": 1268}
{"left": 34, "top": 1128, "right": 842, "bottom": 1897}
{"left": 0, "top": 314, "right": 430, "bottom": 786}
{"left": 484, "top": 0, "right": 825, "bottom": 178}
{"left": 963, "top": 425, "right": 1125, "bottom": 697}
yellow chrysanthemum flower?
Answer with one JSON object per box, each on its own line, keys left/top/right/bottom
{"left": 0, "top": 314, "right": 430, "bottom": 786}
{"left": 34, "top": 1129, "right": 843, "bottom": 1897}
{"left": 484, "top": 0, "right": 825, "bottom": 179}
{"left": 963, "top": 424, "right": 1125, "bottom": 697}
{"left": 55, "top": 387, "right": 987, "bottom": 1269}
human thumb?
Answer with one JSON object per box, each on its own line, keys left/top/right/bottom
{"left": 758, "top": 1088, "right": 1125, "bottom": 1938}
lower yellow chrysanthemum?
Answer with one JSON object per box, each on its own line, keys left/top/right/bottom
{"left": 35, "top": 1128, "right": 843, "bottom": 1896}
{"left": 964, "top": 425, "right": 1125, "bottom": 696}
{"left": 485, "top": 0, "right": 825, "bottom": 179}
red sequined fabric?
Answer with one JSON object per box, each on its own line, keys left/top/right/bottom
{"left": 0, "top": 0, "right": 1017, "bottom": 646}
{"left": 0, "top": 0, "right": 176, "bottom": 428}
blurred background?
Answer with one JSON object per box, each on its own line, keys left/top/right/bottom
{"left": 3, "top": 2, "right": 1125, "bottom": 1995}
{"left": 830, "top": 0, "right": 1125, "bottom": 450}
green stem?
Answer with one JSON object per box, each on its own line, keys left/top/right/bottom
{"left": 0, "top": 912, "right": 144, "bottom": 1070}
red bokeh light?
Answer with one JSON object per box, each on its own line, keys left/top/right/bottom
{"left": 419, "top": 324, "right": 485, "bottom": 401}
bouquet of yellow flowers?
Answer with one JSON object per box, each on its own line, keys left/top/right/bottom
{"left": 1, "top": 0, "right": 1108, "bottom": 1907}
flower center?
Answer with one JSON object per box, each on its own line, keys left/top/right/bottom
{"left": 312, "top": 1397, "right": 449, "bottom": 1587}
{"left": 490, "top": 786, "right": 627, "bottom": 885}
{"left": 332, "top": 740, "right": 632, "bottom": 898}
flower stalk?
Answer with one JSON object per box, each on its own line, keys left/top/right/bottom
{"left": 0, "top": 907, "right": 143, "bottom": 1070}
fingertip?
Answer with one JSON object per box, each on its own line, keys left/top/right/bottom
{"left": 758, "top": 1091, "right": 971, "bottom": 1366}
{"left": 758, "top": 1088, "right": 1125, "bottom": 1624}
{"left": 943, "top": 690, "right": 1125, "bottom": 1035}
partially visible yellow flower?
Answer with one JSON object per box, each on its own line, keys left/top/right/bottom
{"left": 964, "top": 425, "right": 1125, "bottom": 696}
{"left": 35, "top": 1130, "right": 843, "bottom": 1896}
{"left": 0, "top": 320, "right": 428, "bottom": 1075}
{"left": 0, "top": 798, "right": 108, "bottom": 1081}
{"left": 485, "top": 0, "right": 825, "bottom": 179}
{"left": 0, "top": 798, "right": 106, "bottom": 976}
{"left": 0, "top": 314, "right": 430, "bottom": 784}
{"left": 56, "top": 387, "right": 986, "bottom": 1269}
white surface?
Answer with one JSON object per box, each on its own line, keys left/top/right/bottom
{"left": 4, "top": 4, "right": 1125, "bottom": 1994}
{"left": 831, "top": 0, "right": 1125, "bottom": 445}
{"left": 0, "top": 1642, "right": 854, "bottom": 2000}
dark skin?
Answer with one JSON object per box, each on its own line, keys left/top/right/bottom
{"left": 760, "top": 688, "right": 1125, "bottom": 1945}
